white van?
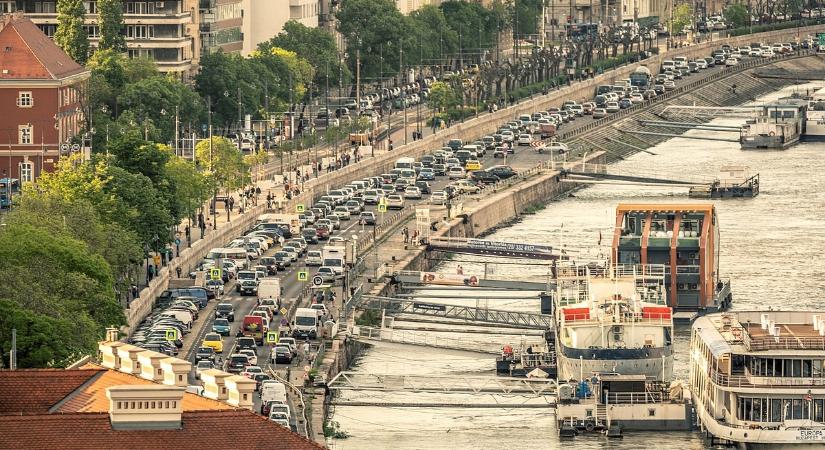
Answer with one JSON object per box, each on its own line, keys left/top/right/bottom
{"left": 258, "top": 278, "right": 281, "bottom": 300}
{"left": 260, "top": 381, "right": 287, "bottom": 404}
{"left": 394, "top": 157, "right": 415, "bottom": 170}
{"left": 306, "top": 250, "right": 323, "bottom": 266}
{"left": 661, "top": 60, "right": 675, "bottom": 71}
{"left": 206, "top": 247, "right": 249, "bottom": 270}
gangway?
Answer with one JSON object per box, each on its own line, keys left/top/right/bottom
{"left": 639, "top": 120, "right": 742, "bottom": 132}
{"left": 326, "top": 371, "right": 557, "bottom": 396}
{"left": 660, "top": 105, "right": 758, "bottom": 118}
{"left": 355, "top": 295, "right": 554, "bottom": 329}
{"left": 349, "top": 325, "right": 544, "bottom": 354}
{"left": 561, "top": 169, "right": 707, "bottom": 188}
{"left": 427, "top": 237, "right": 567, "bottom": 260}
{"left": 395, "top": 270, "right": 552, "bottom": 290}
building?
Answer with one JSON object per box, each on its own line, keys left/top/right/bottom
{"left": 19, "top": 0, "right": 199, "bottom": 76}
{"left": 0, "top": 13, "right": 89, "bottom": 185}
{"left": 395, "top": 0, "right": 442, "bottom": 15}
{"left": 0, "top": 341, "right": 323, "bottom": 449}
{"left": 240, "top": 0, "right": 318, "bottom": 56}
{"left": 200, "top": 0, "right": 243, "bottom": 54}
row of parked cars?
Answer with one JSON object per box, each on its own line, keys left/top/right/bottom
{"left": 130, "top": 287, "right": 214, "bottom": 356}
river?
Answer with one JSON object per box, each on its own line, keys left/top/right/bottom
{"left": 329, "top": 83, "right": 825, "bottom": 449}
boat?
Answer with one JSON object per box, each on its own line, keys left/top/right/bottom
{"left": 740, "top": 99, "right": 807, "bottom": 149}
{"left": 612, "top": 204, "right": 733, "bottom": 321}
{"left": 689, "top": 166, "right": 759, "bottom": 199}
{"left": 804, "top": 92, "right": 825, "bottom": 142}
{"left": 556, "top": 374, "right": 694, "bottom": 437}
{"left": 554, "top": 262, "right": 674, "bottom": 382}
{"left": 689, "top": 311, "right": 825, "bottom": 448}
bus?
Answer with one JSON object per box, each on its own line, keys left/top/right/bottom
{"left": 394, "top": 157, "right": 415, "bottom": 170}
{"left": 0, "top": 178, "right": 19, "bottom": 209}
{"left": 565, "top": 23, "right": 599, "bottom": 41}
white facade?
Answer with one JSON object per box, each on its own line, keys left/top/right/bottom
{"left": 241, "top": 0, "right": 319, "bottom": 56}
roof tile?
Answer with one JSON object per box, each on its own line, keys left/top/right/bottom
{"left": 0, "top": 15, "right": 87, "bottom": 80}
{"left": 0, "top": 369, "right": 102, "bottom": 414}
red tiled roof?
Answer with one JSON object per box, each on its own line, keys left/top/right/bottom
{"left": 0, "top": 411, "right": 326, "bottom": 450}
{"left": 0, "top": 369, "right": 103, "bottom": 414}
{"left": 0, "top": 15, "right": 88, "bottom": 80}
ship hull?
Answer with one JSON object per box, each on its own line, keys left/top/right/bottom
{"left": 803, "top": 116, "right": 825, "bottom": 142}
{"left": 556, "top": 343, "right": 673, "bottom": 381}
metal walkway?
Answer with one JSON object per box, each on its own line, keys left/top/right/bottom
{"left": 395, "top": 270, "right": 552, "bottom": 291}
{"left": 660, "top": 105, "right": 758, "bottom": 118}
{"left": 426, "top": 237, "right": 567, "bottom": 260}
{"left": 350, "top": 325, "right": 544, "bottom": 355}
{"left": 327, "top": 371, "right": 557, "bottom": 396}
{"left": 356, "top": 295, "right": 554, "bottom": 329}
{"left": 331, "top": 401, "right": 554, "bottom": 408}
{"left": 561, "top": 170, "right": 706, "bottom": 187}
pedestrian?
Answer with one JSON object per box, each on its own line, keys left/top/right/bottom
{"left": 389, "top": 139, "right": 394, "bottom": 151}
{"left": 131, "top": 284, "right": 139, "bottom": 299}
{"left": 302, "top": 339, "right": 310, "bottom": 361}
{"left": 402, "top": 227, "right": 409, "bottom": 243}
{"left": 148, "top": 264, "right": 155, "bottom": 282}
{"left": 412, "top": 230, "right": 418, "bottom": 244}
{"left": 456, "top": 264, "right": 464, "bottom": 275}
{"left": 228, "top": 196, "right": 235, "bottom": 212}
{"left": 175, "top": 266, "right": 182, "bottom": 278}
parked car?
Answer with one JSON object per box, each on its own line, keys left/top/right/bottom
{"left": 359, "top": 211, "right": 377, "bottom": 225}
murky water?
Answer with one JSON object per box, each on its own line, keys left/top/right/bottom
{"left": 329, "top": 83, "right": 825, "bottom": 449}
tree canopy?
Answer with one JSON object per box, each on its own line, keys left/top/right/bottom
{"left": 263, "top": 20, "right": 352, "bottom": 87}
{"left": 54, "top": 0, "right": 89, "bottom": 65}
{"left": 97, "top": 0, "right": 126, "bottom": 52}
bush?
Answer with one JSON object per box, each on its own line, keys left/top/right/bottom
{"left": 728, "top": 19, "right": 825, "bottom": 37}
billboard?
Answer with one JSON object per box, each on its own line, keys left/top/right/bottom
{"left": 465, "top": 238, "right": 555, "bottom": 255}
{"left": 419, "top": 272, "right": 481, "bottom": 286}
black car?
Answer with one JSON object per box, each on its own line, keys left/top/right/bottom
{"left": 195, "top": 346, "right": 216, "bottom": 362}
{"left": 653, "top": 84, "right": 665, "bottom": 95}
{"left": 302, "top": 228, "right": 318, "bottom": 244}
{"left": 253, "top": 373, "right": 272, "bottom": 390}
{"left": 259, "top": 257, "right": 278, "bottom": 275}
{"left": 469, "top": 170, "right": 501, "bottom": 185}
{"left": 273, "top": 346, "right": 293, "bottom": 364}
{"left": 239, "top": 280, "right": 258, "bottom": 296}
{"left": 415, "top": 181, "right": 431, "bottom": 194}
{"left": 433, "top": 163, "right": 447, "bottom": 176}
{"left": 227, "top": 354, "right": 249, "bottom": 373}
{"left": 420, "top": 155, "right": 435, "bottom": 167}
{"left": 488, "top": 165, "right": 516, "bottom": 180}
{"left": 215, "top": 303, "right": 235, "bottom": 322}
{"left": 237, "top": 337, "right": 257, "bottom": 352}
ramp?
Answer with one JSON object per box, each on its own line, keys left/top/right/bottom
{"left": 327, "top": 371, "right": 557, "bottom": 396}
{"left": 349, "top": 325, "right": 543, "bottom": 354}
{"left": 427, "top": 237, "right": 567, "bottom": 260}
{"left": 356, "top": 295, "right": 554, "bottom": 329}
{"left": 396, "top": 270, "right": 552, "bottom": 290}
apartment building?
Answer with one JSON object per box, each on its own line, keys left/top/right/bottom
{"left": 240, "top": 0, "right": 318, "bottom": 56}
{"left": 200, "top": 0, "right": 243, "bottom": 54}
{"left": 18, "top": 0, "right": 198, "bottom": 76}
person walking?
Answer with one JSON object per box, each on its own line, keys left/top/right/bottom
{"left": 147, "top": 264, "right": 155, "bottom": 282}
{"left": 175, "top": 266, "right": 182, "bottom": 279}
{"left": 302, "top": 339, "right": 310, "bottom": 363}
{"left": 402, "top": 227, "right": 409, "bottom": 243}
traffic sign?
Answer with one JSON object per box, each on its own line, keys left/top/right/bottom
{"left": 296, "top": 203, "right": 305, "bottom": 213}
{"left": 209, "top": 268, "right": 222, "bottom": 280}
{"left": 265, "top": 331, "right": 278, "bottom": 344}
{"left": 297, "top": 271, "right": 308, "bottom": 281}
{"left": 312, "top": 276, "right": 324, "bottom": 286}
{"left": 377, "top": 204, "right": 387, "bottom": 212}
{"left": 60, "top": 143, "right": 70, "bottom": 152}
{"left": 530, "top": 140, "right": 545, "bottom": 148}
{"left": 71, "top": 143, "right": 80, "bottom": 151}
{"left": 201, "top": 124, "right": 208, "bottom": 133}
{"left": 279, "top": 307, "right": 287, "bottom": 316}
{"left": 165, "top": 329, "right": 178, "bottom": 341}
{"left": 174, "top": 238, "right": 181, "bottom": 246}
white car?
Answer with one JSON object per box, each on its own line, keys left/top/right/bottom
{"left": 239, "top": 349, "right": 258, "bottom": 366}
{"left": 516, "top": 134, "right": 532, "bottom": 146}
{"left": 195, "top": 360, "right": 213, "bottom": 380}
{"left": 386, "top": 194, "right": 404, "bottom": 210}
{"left": 453, "top": 180, "right": 481, "bottom": 194}
{"left": 447, "top": 166, "right": 466, "bottom": 180}
{"left": 663, "top": 80, "right": 676, "bottom": 91}
{"left": 749, "top": 48, "right": 762, "bottom": 57}
{"left": 540, "top": 141, "right": 569, "bottom": 154}
{"left": 333, "top": 206, "right": 351, "bottom": 220}
{"left": 305, "top": 250, "right": 322, "bottom": 266}
{"left": 430, "top": 191, "right": 448, "bottom": 205}
{"left": 605, "top": 102, "right": 620, "bottom": 113}
{"left": 500, "top": 130, "right": 514, "bottom": 142}
{"left": 403, "top": 186, "right": 422, "bottom": 199}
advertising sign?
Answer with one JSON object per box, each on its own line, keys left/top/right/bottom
{"left": 419, "top": 271, "right": 481, "bottom": 286}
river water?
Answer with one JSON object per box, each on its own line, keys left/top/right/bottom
{"left": 329, "top": 83, "right": 825, "bottom": 449}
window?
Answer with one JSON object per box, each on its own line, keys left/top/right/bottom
{"left": 83, "top": 25, "right": 100, "bottom": 38}
{"left": 127, "top": 25, "right": 154, "bottom": 39}
{"left": 18, "top": 125, "right": 32, "bottom": 145}
{"left": 83, "top": 1, "right": 96, "bottom": 13}
{"left": 0, "top": 1, "right": 14, "bottom": 14}
{"left": 17, "top": 92, "right": 32, "bottom": 108}
{"left": 19, "top": 162, "right": 32, "bottom": 183}
{"left": 127, "top": 48, "right": 154, "bottom": 59}
{"left": 38, "top": 24, "right": 57, "bottom": 37}
{"left": 33, "top": 2, "right": 57, "bottom": 13}
{"left": 125, "top": 1, "right": 155, "bottom": 14}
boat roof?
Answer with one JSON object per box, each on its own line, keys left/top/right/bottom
{"left": 694, "top": 311, "right": 825, "bottom": 356}
{"left": 616, "top": 203, "right": 715, "bottom": 214}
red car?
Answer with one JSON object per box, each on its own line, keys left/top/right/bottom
{"left": 315, "top": 225, "right": 330, "bottom": 240}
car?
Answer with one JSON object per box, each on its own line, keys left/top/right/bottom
{"left": 273, "top": 345, "right": 293, "bottom": 364}
{"left": 663, "top": 80, "right": 676, "bottom": 91}
{"left": 433, "top": 163, "right": 447, "bottom": 176}
{"left": 227, "top": 353, "right": 250, "bottom": 373}
{"left": 359, "top": 211, "right": 377, "bottom": 225}
{"left": 453, "top": 179, "right": 481, "bottom": 194}
{"left": 418, "top": 167, "right": 435, "bottom": 180}
{"left": 239, "top": 349, "right": 258, "bottom": 366}
{"left": 464, "top": 160, "right": 482, "bottom": 171}
{"left": 487, "top": 165, "right": 516, "bottom": 179}
{"left": 725, "top": 57, "right": 739, "bottom": 66}
{"left": 469, "top": 170, "right": 500, "bottom": 185}
{"left": 306, "top": 250, "right": 323, "bottom": 266}
{"left": 430, "top": 191, "right": 448, "bottom": 205}
{"left": 592, "top": 108, "right": 608, "bottom": 119}
{"left": 195, "top": 360, "right": 213, "bottom": 380}
{"left": 344, "top": 199, "right": 362, "bottom": 213}
{"left": 386, "top": 194, "right": 404, "bottom": 210}
{"left": 447, "top": 166, "right": 466, "bottom": 180}
{"left": 212, "top": 318, "right": 231, "bottom": 336}
{"left": 605, "top": 102, "right": 620, "bottom": 113}
{"left": 238, "top": 279, "right": 258, "bottom": 296}
{"left": 273, "top": 252, "right": 291, "bottom": 269}
{"left": 201, "top": 333, "right": 224, "bottom": 354}
{"left": 493, "top": 146, "right": 508, "bottom": 158}
{"left": 403, "top": 186, "right": 422, "bottom": 199}
{"left": 516, "top": 134, "right": 532, "bottom": 146}
{"left": 629, "top": 93, "right": 644, "bottom": 104}
{"left": 315, "top": 267, "right": 338, "bottom": 283}
{"left": 333, "top": 206, "right": 351, "bottom": 220}
{"left": 237, "top": 336, "right": 257, "bottom": 352}
{"left": 195, "top": 346, "right": 216, "bottom": 362}
{"left": 205, "top": 279, "right": 225, "bottom": 295}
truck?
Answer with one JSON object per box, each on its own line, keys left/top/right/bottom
{"left": 242, "top": 315, "right": 266, "bottom": 345}
{"left": 256, "top": 213, "right": 301, "bottom": 236}
{"left": 258, "top": 278, "right": 281, "bottom": 301}
{"left": 322, "top": 246, "right": 348, "bottom": 276}
{"left": 293, "top": 308, "right": 319, "bottom": 339}
{"left": 629, "top": 66, "right": 652, "bottom": 89}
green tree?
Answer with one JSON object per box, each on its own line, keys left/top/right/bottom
{"left": 195, "top": 51, "right": 243, "bottom": 127}
{"left": 195, "top": 137, "right": 249, "bottom": 193}
{"left": 122, "top": 57, "right": 159, "bottom": 84}
{"left": 117, "top": 76, "right": 205, "bottom": 143}
{"left": 54, "top": 0, "right": 89, "bottom": 65}
{"left": 164, "top": 157, "right": 212, "bottom": 228}
{"left": 336, "top": 0, "right": 410, "bottom": 78}
{"left": 97, "top": 0, "right": 126, "bottom": 52}
{"left": 672, "top": 4, "right": 693, "bottom": 34}
{"left": 427, "top": 81, "right": 458, "bottom": 112}
{"left": 724, "top": 4, "right": 749, "bottom": 28}
{"left": 265, "top": 20, "right": 351, "bottom": 86}
{"left": 512, "top": 0, "right": 543, "bottom": 36}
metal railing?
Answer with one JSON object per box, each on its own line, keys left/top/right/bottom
{"left": 327, "top": 371, "right": 557, "bottom": 396}
{"left": 605, "top": 390, "right": 670, "bottom": 404}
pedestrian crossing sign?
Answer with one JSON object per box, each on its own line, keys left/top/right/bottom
{"left": 265, "top": 331, "right": 278, "bottom": 344}
{"left": 377, "top": 204, "right": 387, "bottom": 212}
{"left": 296, "top": 203, "right": 305, "bottom": 213}
{"left": 298, "top": 271, "right": 309, "bottom": 281}
{"left": 280, "top": 307, "right": 288, "bottom": 316}
{"left": 165, "top": 329, "right": 178, "bottom": 341}
{"left": 209, "top": 268, "right": 222, "bottom": 280}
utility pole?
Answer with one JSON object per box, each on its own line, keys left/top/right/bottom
{"left": 542, "top": 0, "right": 547, "bottom": 48}
{"left": 207, "top": 96, "right": 216, "bottom": 231}
{"left": 10, "top": 328, "right": 16, "bottom": 370}
{"left": 264, "top": 83, "right": 269, "bottom": 149}
{"left": 356, "top": 37, "right": 362, "bottom": 118}
{"left": 174, "top": 105, "right": 179, "bottom": 157}
{"left": 237, "top": 86, "right": 242, "bottom": 132}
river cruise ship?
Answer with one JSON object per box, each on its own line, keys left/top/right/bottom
{"left": 740, "top": 99, "right": 807, "bottom": 149}
{"left": 690, "top": 311, "right": 825, "bottom": 448}
{"left": 554, "top": 263, "right": 673, "bottom": 382}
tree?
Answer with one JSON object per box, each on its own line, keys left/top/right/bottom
{"left": 54, "top": 0, "right": 89, "bottom": 65}
{"left": 336, "top": 0, "right": 410, "bottom": 79}
{"left": 265, "top": 20, "right": 351, "bottom": 86}
{"left": 164, "top": 157, "right": 212, "bottom": 228}
{"left": 117, "top": 76, "right": 205, "bottom": 143}
{"left": 97, "top": 0, "right": 126, "bottom": 52}
{"left": 195, "top": 137, "right": 249, "bottom": 194}
{"left": 427, "top": 81, "right": 458, "bottom": 112}
{"left": 195, "top": 51, "right": 242, "bottom": 127}
{"left": 672, "top": 4, "right": 693, "bottom": 34}
{"left": 512, "top": 0, "right": 543, "bottom": 36}
{"left": 724, "top": 4, "right": 749, "bottom": 28}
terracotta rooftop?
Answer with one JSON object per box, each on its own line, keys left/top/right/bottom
{"left": 0, "top": 410, "right": 326, "bottom": 450}
{"left": 0, "top": 14, "right": 88, "bottom": 80}
{"left": 0, "top": 369, "right": 101, "bottom": 414}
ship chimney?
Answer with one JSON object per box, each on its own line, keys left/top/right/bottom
{"left": 814, "top": 315, "right": 821, "bottom": 331}
{"left": 772, "top": 326, "right": 781, "bottom": 342}
{"left": 106, "top": 385, "right": 184, "bottom": 430}
{"left": 760, "top": 314, "right": 769, "bottom": 330}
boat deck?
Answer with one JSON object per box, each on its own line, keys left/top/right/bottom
{"left": 746, "top": 322, "right": 821, "bottom": 339}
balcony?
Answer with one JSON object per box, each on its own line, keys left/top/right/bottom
{"left": 709, "top": 370, "right": 825, "bottom": 388}
{"left": 124, "top": 11, "right": 192, "bottom": 25}
{"left": 156, "top": 59, "right": 193, "bottom": 72}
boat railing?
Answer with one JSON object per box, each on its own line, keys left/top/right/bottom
{"left": 605, "top": 390, "right": 670, "bottom": 404}
{"left": 520, "top": 352, "right": 557, "bottom": 366}
{"left": 709, "top": 370, "right": 825, "bottom": 388}
{"left": 745, "top": 335, "right": 825, "bottom": 352}
{"left": 562, "top": 312, "right": 673, "bottom": 326}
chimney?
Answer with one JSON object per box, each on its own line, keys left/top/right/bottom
{"left": 138, "top": 350, "right": 169, "bottom": 382}
{"left": 99, "top": 341, "right": 127, "bottom": 370}
{"left": 160, "top": 357, "right": 191, "bottom": 387}
{"left": 106, "top": 385, "right": 185, "bottom": 430}
{"left": 105, "top": 327, "right": 119, "bottom": 343}
{"left": 225, "top": 375, "right": 257, "bottom": 410}
{"left": 117, "top": 344, "right": 147, "bottom": 375}
{"left": 200, "top": 369, "right": 232, "bottom": 401}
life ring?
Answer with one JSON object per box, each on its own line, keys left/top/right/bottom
{"left": 769, "top": 131, "right": 775, "bottom": 136}
{"left": 584, "top": 421, "right": 596, "bottom": 432}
